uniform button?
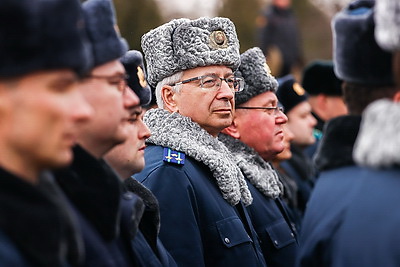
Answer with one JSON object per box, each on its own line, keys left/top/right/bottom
{"left": 224, "top": 237, "right": 230, "bottom": 244}
{"left": 291, "top": 233, "right": 295, "bottom": 238}
{"left": 274, "top": 240, "right": 279, "bottom": 245}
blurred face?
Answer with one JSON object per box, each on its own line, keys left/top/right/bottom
{"left": 165, "top": 65, "right": 235, "bottom": 137}
{"left": 273, "top": 124, "right": 294, "bottom": 162}
{"left": 274, "top": 0, "right": 292, "bottom": 8}
{"left": 78, "top": 60, "right": 140, "bottom": 158}
{"left": 286, "top": 101, "right": 317, "bottom": 147}
{"left": 233, "top": 91, "right": 288, "bottom": 161}
{"left": 0, "top": 70, "right": 92, "bottom": 182}
{"left": 309, "top": 95, "right": 348, "bottom": 121}
{"left": 325, "top": 96, "right": 348, "bottom": 119}
{"left": 105, "top": 106, "right": 151, "bottom": 178}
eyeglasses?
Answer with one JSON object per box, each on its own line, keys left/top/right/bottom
{"left": 235, "top": 106, "right": 285, "bottom": 116}
{"left": 85, "top": 74, "right": 129, "bottom": 92}
{"left": 170, "top": 74, "right": 244, "bottom": 92}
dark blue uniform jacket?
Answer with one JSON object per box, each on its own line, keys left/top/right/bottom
{"left": 135, "top": 145, "right": 267, "bottom": 267}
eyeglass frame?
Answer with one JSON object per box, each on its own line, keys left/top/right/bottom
{"left": 235, "top": 106, "right": 285, "bottom": 116}
{"left": 85, "top": 73, "right": 130, "bottom": 93}
{"left": 170, "top": 74, "right": 244, "bottom": 92}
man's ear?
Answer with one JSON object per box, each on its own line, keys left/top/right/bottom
{"left": 221, "top": 118, "right": 240, "bottom": 139}
{"left": 161, "top": 85, "right": 178, "bottom": 112}
{"left": 392, "top": 90, "right": 400, "bottom": 103}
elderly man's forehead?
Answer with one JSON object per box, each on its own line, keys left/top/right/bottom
{"left": 182, "top": 65, "right": 233, "bottom": 78}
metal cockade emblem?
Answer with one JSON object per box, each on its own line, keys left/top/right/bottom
{"left": 137, "top": 66, "right": 147, "bottom": 88}
{"left": 209, "top": 30, "right": 228, "bottom": 49}
{"left": 293, "top": 82, "right": 306, "bottom": 96}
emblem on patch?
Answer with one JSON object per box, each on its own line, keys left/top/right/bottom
{"left": 163, "top": 148, "right": 185, "bottom": 165}
{"left": 209, "top": 30, "right": 228, "bottom": 49}
{"left": 292, "top": 82, "right": 305, "bottom": 96}
{"left": 137, "top": 66, "right": 147, "bottom": 88}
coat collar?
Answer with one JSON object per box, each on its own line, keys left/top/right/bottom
{"left": 354, "top": 99, "right": 400, "bottom": 168}
{"left": 218, "top": 133, "right": 283, "bottom": 199}
{"left": 0, "top": 168, "right": 82, "bottom": 266}
{"left": 54, "top": 145, "right": 123, "bottom": 241}
{"left": 144, "top": 108, "right": 252, "bottom": 206}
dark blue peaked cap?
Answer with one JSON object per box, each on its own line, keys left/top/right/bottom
{"left": 83, "top": 0, "right": 128, "bottom": 67}
{"left": 332, "top": 0, "right": 394, "bottom": 86}
{"left": 0, "top": 0, "right": 92, "bottom": 78}
{"left": 120, "top": 50, "right": 152, "bottom": 106}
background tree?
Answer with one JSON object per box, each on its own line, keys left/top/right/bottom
{"left": 217, "top": 0, "right": 262, "bottom": 53}
{"left": 114, "top": 0, "right": 163, "bottom": 51}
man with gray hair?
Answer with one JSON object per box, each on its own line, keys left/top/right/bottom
{"left": 133, "top": 17, "right": 267, "bottom": 267}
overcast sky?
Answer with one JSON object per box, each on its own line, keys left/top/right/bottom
{"left": 155, "top": 0, "right": 353, "bottom": 19}
{"left": 155, "top": 0, "right": 220, "bottom": 18}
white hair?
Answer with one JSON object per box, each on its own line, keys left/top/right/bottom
{"left": 155, "top": 71, "right": 183, "bottom": 108}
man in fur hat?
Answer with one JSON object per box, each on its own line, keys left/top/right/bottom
{"left": 134, "top": 17, "right": 267, "bottom": 266}
{"left": 0, "top": 0, "right": 93, "bottom": 265}
{"left": 219, "top": 47, "right": 298, "bottom": 267}
{"left": 297, "top": 0, "right": 400, "bottom": 266}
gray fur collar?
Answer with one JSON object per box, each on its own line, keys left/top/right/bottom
{"left": 144, "top": 108, "right": 252, "bottom": 206}
{"left": 375, "top": 0, "right": 400, "bottom": 51}
{"left": 218, "top": 133, "right": 283, "bottom": 199}
{"left": 354, "top": 99, "right": 400, "bottom": 168}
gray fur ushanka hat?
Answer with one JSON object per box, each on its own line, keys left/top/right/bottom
{"left": 375, "top": 0, "right": 400, "bottom": 51}
{"left": 235, "top": 47, "right": 278, "bottom": 106}
{"left": 83, "top": 0, "right": 128, "bottom": 67}
{"left": 141, "top": 17, "right": 241, "bottom": 87}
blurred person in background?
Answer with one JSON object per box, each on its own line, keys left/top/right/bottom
{"left": 325, "top": 0, "right": 400, "bottom": 265}
{"left": 271, "top": 124, "right": 302, "bottom": 232}
{"left": 301, "top": 60, "right": 348, "bottom": 159}
{"left": 53, "top": 0, "right": 147, "bottom": 266}
{"left": 276, "top": 75, "right": 317, "bottom": 217}
{"left": 257, "top": 0, "right": 303, "bottom": 78}
{"left": 297, "top": 0, "right": 400, "bottom": 266}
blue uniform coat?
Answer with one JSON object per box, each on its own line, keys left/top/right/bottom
{"left": 135, "top": 145, "right": 267, "bottom": 267}
{"left": 55, "top": 146, "right": 144, "bottom": 267}
{"left": 0, "top": 168, "right": 82, "bottom": 267}
{"left": 330, "top": 100, "right": 400, "bottom": 266}
{"left": 297, "top": 115, "right": 361, "bottom": 267}
{"left": 246, "top": 182, "right": 298, "bottom": 267}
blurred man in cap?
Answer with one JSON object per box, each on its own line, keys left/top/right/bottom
{"left": 0, "top": 0, "right": 93, "bottom": 265}
{"left": 53, "top": 0, "right": 145, "bottom": 266}
{"left": 302, "top": 60, "right": 347, "bottom": 141}
{"left": 134, "top": 17, "right": 267, "bottom": 266}
{"left": 276, "top": 75, "right": 317, "bottom": 217}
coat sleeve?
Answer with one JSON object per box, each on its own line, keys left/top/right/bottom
{"left": 139, "top": 164, "right": 205, "bottom": 267}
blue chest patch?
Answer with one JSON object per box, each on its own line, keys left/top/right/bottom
{"left": 163, "top": 148, "right": 185, "bottom": 165}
